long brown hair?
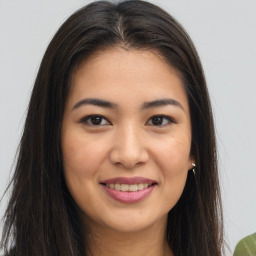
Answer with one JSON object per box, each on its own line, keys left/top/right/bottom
{"left": 1, "top": 1, "right": 224, "bottom": 255}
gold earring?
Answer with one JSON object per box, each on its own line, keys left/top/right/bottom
{"left": 192, "top": 163, "right": 196, "bottom": 176}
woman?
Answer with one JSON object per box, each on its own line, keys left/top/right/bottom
{"left": 1, "top": 1, "right": 224, "bottom": 255}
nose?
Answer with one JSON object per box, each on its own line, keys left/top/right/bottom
{"left": 109, "top": 124, "right": 149, "bottom": 169}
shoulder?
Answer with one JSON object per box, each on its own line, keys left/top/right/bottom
{"left": 233, "top": 232, "right": 256, "bottom": 256}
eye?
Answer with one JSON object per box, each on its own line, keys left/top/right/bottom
{"left": 147, "top": 115, "right": 175, "bottom": 126}
{"left": 79, "top": 115, "right": 111, "bottom": 126}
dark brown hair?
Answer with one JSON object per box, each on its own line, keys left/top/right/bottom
{"left": 1, "top": 1, "right": 224, "bottom": 255}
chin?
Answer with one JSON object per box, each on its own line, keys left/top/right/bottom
{"left": 84, "top": 206, "right": 168, "bottom": 234}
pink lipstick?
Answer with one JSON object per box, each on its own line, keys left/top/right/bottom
{"left": 100, "top": 176, "right": 157, "bottom": 204}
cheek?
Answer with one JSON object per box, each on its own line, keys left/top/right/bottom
{"left": 62, "top": 132, "right": 107, "bottom": 179}
{"left": 154, "top": 135, "right": 191, "bottom": 176}
{"left": 61, "top": 132, "right": 108, "bottom": 212}
{"left": 152, "top": 136, "right": 191, "bottom": 208}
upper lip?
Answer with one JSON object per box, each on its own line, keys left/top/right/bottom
{"left": 100, "top": 176, "right": 157, "bottom": 185}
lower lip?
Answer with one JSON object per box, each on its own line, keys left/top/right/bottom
{"left": 101, "top": 185, "right": 156, "bottom": 204}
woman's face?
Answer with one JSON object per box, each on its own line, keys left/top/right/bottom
{"left": 61, "top": 48, "right": 194, "bottom": 232}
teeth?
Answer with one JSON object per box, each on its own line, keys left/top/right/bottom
{"left": 121, "top": 184, "right": 129, "bottom": 191}
{"left": 115, "top": 184, "right": 121, "bottom": 190}
{"left": 106, "top": 183, "right": 153, "bottom": 192}
{"left": 137, "top": 183, "right": 144, "bottom": 190}
{"left": 129, "top": 184, "right": 138, "bottom": 192}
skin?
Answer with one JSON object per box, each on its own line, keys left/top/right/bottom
{"left": 61, "top": 47, "right": 194, "bottom": 256}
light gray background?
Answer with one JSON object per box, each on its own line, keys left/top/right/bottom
{"left": 0, "top": 0, "right": 256, "bottom": 254}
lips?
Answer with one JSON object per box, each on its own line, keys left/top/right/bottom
{"left": 100, "top": 176, "right": 157, "bottom": 203}
{"left": 100, "top": 176, "right": 157, "bottom": 185}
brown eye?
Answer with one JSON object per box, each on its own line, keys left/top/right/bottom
{"left": 147, "top": 115, "right": 175, "bottom": 126}
{"left": 91, "top": 116, "right": 103, "bottom": 125}
{"left": 80, "top": 115, "right": 110, "bottom": 126}
{"left": 151, "top": 116, "right": 164, "bottom": 125}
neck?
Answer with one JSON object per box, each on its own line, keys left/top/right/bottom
{"left": 83, "top": 215, "right": 173, "bottom": 256}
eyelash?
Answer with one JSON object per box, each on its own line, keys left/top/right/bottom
{"left": 79, "top": 114, "right": 176, "bottom": 127}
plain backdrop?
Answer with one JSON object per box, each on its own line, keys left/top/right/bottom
{"left": 0, "top": 0, "right": 256, "bottom": 254}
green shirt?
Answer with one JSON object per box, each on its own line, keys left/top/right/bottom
{"left": 234, "top": 233, "right": 256, "bottom": 256}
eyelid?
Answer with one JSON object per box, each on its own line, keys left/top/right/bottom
{"left": 78, "top": 114, "right": 176, "bottom": 127}
{"left": 146, "top": 115, "right": 177, "bottom": 126}
{"left": 79, "top": 114, "right": 111, "bottom": 126}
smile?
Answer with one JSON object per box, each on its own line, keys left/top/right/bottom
{"left": 100, "top": 177, "right": 157, "bottom": 203}
{"left": 104, "top": 183, "right": 153, "bottom": 192}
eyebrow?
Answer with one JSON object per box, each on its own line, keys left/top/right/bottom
{"left": 141, "top": 99, "right": 184, "bottom": 111}
{"left": 72, "top": 98, "right": 118, "bottom": 110}
{"left": 72, "top": 98, "right": 184, "bottom": 111}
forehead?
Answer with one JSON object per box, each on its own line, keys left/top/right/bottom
{"left": 73, "top": 47, "right": 180, "bottom": 81}
{"left": 67, "top": 47, "right": 189, "bottom": 112}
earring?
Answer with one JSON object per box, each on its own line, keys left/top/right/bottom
{"left": 192, "top": 163, "right": 196, "bottom": 176}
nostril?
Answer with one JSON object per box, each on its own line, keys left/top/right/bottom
{"left": 109, "top": 145, "right": 149, "bottom": 169}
